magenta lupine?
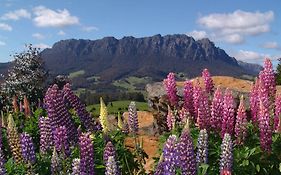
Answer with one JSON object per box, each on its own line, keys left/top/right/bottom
{"left": 105, "top": 156, "right": 118, "bottom": 175}
{"left": 54, "top": 126, "right": 70, "bottom": 157}
{"left": 197, "top": 90, "right": 210, "bottom": 130}
{"left": 79, "top": 133, "right": 94, "bottom": 175}
{"left": 162, "top": 135, "right": 177, "bottom": 175}
{"left": 259, "top": 78, "right": 270, "bottom": 110}
{"left": 259, "top": 58, "right": 276, "bottom": 97}
{"left": 128, "top": 101, "right": 139, "bottom": 134}
{"left": 193, "top": 79, "right": 201, "bottom": 118}
{"left": 176, "top": 123, "right": 197, "bottom": 175}
{"left": 63, "top": 83, "right": 96, "bottom": 131}
{"left": 221, "top": 89, "right": 235, "bottom": 138}
{"left": 202, "top": 68, "right": 214, "bottom": 95}
{"left": 167, "top": 106, "right": 176, "bottom": 131}
{"left": 183, "top": 80, "right": 195, "bottom": 119}
{"left": 163, "top": 72, "right": 178, "bottom": 107}
{"left": 258, "top": 101, "right": 272, "bottom": 152}
{"left": 235, "top": 96, "right": 248, "bottom": 145}
{"left": 275, "top": 94, "right": 281, "bottom": 132}
{"left": 196, "top": 129, "right": 208, "bottom": 166}
{"left": 210, "top": 87, "right": 223, "bottom": 131}
{"left": 72, "top": 158, "right": 80, "bottom": 175}
{"left": 250, "top": 79, "right": 259, "bottom": 124}
{"left": 20, "top": 132, "right": 36, "bottom": 164}
{"left": 220, "top": 133, "right": 233, "bottom": 175}
{"left": 39, "top": 116, "right": 53, "bottom": 153}
{"left": 178, "top": 107, "right": 189, "bottom": 123}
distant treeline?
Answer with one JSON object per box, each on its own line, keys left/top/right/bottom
{"left": 79, "top": 90, "right": 145, "bottom": 105}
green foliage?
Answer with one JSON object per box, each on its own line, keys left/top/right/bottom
{"left": 276, "top": 58, "right": 281, "bottom": 85}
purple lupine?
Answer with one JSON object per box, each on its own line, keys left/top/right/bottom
{"left": 250, "top": 79, "right": 259, "bottom": 124}
{"left": 167, "top": 106, "right": 176, "bottom": 131}
{"left": 20, "top": 132, "right": 36, "bottom": 164}
{"left": 259, "top": 58, "right": 276, "bottom": 97}
{"left": 183, "top": 80, "right": 195, "bottom": 119}
{"left": 105, "top": 156, "right": 118, "bottom": 175}
{"left": 54, "top": 126, "right": 70, "bottom": 157}
{"left": 163, "top": 72, "right": 178, "bottom": 107}
{"left": 0, "top": 119, "right": 6, "bottom": 175}
{"left": 162, "top": 135, "right": 177, "bottom": 175}
{"left": 154, "top": 155, "right": 164, "bottom": 175}
{"left": 39, "top": 116, "right": 53, "bottom": 153}
{"left": 103, "top": 141, "right": 117, "bottom": 165}
{"left": 202, "top": 68, "right": 214, "bottom": 95}
{"left": 63, "top": 83, "right": 96, "bottom": 131}
{"left": 51, "top": 147, "right": 61, "bottom": 175}
{"left": 176, "top": 124, "right": 197, "bottom": 175}
{"left": 193, "top": 79, "right": 201, "bottom": 119}
{"left": 44, "top": 84, "right": 78, "bottom": 144}
{"left": 128, "top": 101, "right": 139, "bottom": 134}
{"left": 79, "top": 133, "right": 94, "bottom": 175}
{"left": 258, "top": 101, "right": 272, "bottom": 152}
{"left": 220, "top": 133, "right": 233, "bottom": 174}
{"left": 221, "top": 89, "right": 235, "bottom": 138}
{"left": 196, "top": 129, "right": 208, "bottom": 166}
{"left": 275, "top": 94, "right": 281, "bottom": 132}
{"left": 72, "top": 158, "right": 80, "bottom": 175}
{"left": 197, "top": 90, "right": 210, "bottom": 130}
{"left": 210, "top": 87, "right": 224, "bottom": 132}
{"left": 235, "top": 96, "right": 248, "bottom": 145}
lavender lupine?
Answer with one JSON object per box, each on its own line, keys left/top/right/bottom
{"left": 176, "top": 121, "right": 197, "bottom": 175}
{"left": 220, "top": 133, "right": 233, "bottom": 174}
{"left": 197, "top": 90, "right": 210, "bottom": 130}
{"left": 183, "top": 80, "right": 195, "bottom": 119}
{"left": 193, "top": 79, "right": 201, "bottom": 118}
{"left": 39, "top": 116, "right": 53, "bottom": 153}
{"left": 210, "top": 87, "right": 224, "bottom": 131}
{"left": 275, "top": 94, "right": 281, "bottom": 132}
{"left": 249, "top": 79, "right": 259, "bottom": 124}
{"left": 51, "top": 147, "right": 61, "bottom": 175}
{"left": 258, "top": 101, "right": 272, "bottom": 152}
{"left": 221, "top": 89, "right": 235, "bottom": 138}
{"left": 54, "top": 126, "right": 70, "bottom": 157}
{"left": 167, "top": 105, "right": 176, "bottom": 131}
{"left": 72, "top": 158, "right": 80, "bottom": 175}
{"left": 163, "top": 72, "right": 178, "bottom": 107}
{"left": 103, "top": 142, "right": 117, "bottom": 164}
{"left": 259, "top": 58, "right": 276, "bottom": 97}
{"left": 20, "top": 132, "right": 36, "bottom": 164}
{"left": 63, "top": 83, "right": 96, "bottom": 131}
{"left": 235, "top": 95, "right": 248, "bottom": 145}
{"left": 128, "top": 101, "right": 139, "bottom": 134}
{"left": 105, "top": 156, "right": 118, "bottom": 175}
{"left": 162, "top": 135, "right": 177, "bottom": 175}
{"left": 154, "top": 155, "right": 164, "bottom": 175}
{"left": 79, "top": 133, "right": 94, "bottom": 175}
{"left": 196, "top": 129, "right": 208, "bottom": 166}
{"left": 202, "top": 68, "right": 214, "bottom": 95}
{"left": 7, "top": 114, "right": 23, "bottom": 164}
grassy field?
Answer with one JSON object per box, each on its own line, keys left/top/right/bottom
{"left": 87, "top": 100, "right": 149, "bottom": 116}
{"left": 113, "top": 76, "right": 153, "bottom": 92}
{"left": 69, "top": 70, "right": 85, "bottom": 79}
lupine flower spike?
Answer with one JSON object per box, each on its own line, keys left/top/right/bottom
{"left": 193, "top": 79, "right": 201, "bottom": 118}
{"left": 20, "top": 132, "right": 36, "bottom": 164}
{"left": 24, "top": 95, "right": 31, "bottom": 117}
{"left": 259, "top": 58, "right": 276, "bottom": 98}
{"left": 183, "top": 80, "right": 195, "bottom": 119}
{"left": 211, "top": 87, "right": 223, "bottom": 132}
{"left": 235, "top": 95, "right": 248, "bottom": 145}
{"left": 72, "top": 158, "right": 80, "bottom": 175}
{"left": 274, "top": 94, "right": 281, "bottom": 132}
{"left": 99, "top": 97, "right": 109, "bottom": 133}
{"left": 51, "top": 147, "right": 61, "bottom": 175}
{"left": 54, "top": 126, "right": 70, "bottom": 157}
{"left": 163, "top": 72, "right": 178, "bottom": 107}
{"left": 105, "top": 156, "right": 119, "bottom": 175}
{"left": 196, "top": 129, "right": 208, "bottom": 166}
{"left": 0, "top": 118, "right": 6, "bottom": 175}
{"left": 39, "top": 116, "right": 53, "bottom": 153}
{"left": 221, "top": 89, "right": 235, "bottom": 138}
{"left": 258, "top": 101, "right": 272, "bottom": 152}
{"left": 249, "top": 79, "right": 259, "bottom": 124}
{"left": 202, "top": 68, "right": 214, "bottom": 95}
{"left": 117, "top": 112, "right": 123, "bottom": 130}
{"left": 128, "top": 101, "right": 139, "bottom": 134}
{"left": 197, "top": 90, "right": 210, "bottom": 130}
{"left": 220, "top": 133, "right": 233, "bottom": 175}
{"left": 162, "top": 135, "right": 177, "bottom": 175}
{"left": 79, "top": 133, "right": 94, "bottom": 175}
{"left": 167, "top": 105, "right": 176, "bottom": 131}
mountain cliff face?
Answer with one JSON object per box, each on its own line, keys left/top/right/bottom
{"left": 40, "top": 34, "right": 257, "bottom": 81}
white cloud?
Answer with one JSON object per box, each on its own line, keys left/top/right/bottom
{"left": 187, "top": 30, "right": 207, "bottom": 40}
{"left": 34, "top": 43, "right": 51, "bottom": 49}
{"left": 57, "top": 30, "right": 66, "bottom": 36}
{"left": 196, "top": 10, "right": 274, "bottom": 44}
{"left": 32, "top": 33, "right": 45, "bottom": 40}
{"left": 231, "top": 50, "right": 272, "bottom": 63}
{"left": 33, "top": 6, "right": 79, "bottom": 27}
{"left": 262, "top": 41, "right": 280, "bottom": 50}
{"left": 0, "top": 23, "right": 12, "bottom": 31}
{"left": 1, "top": 9, "right": 31, "bottom": 20}
{"left": 82, "top": 26, "right": 98, "bottom": 32}
{"left": 0, "top": 41, "right": 6, "bottom": 46}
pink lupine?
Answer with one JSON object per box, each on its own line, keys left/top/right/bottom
{"left": 259, "top": 78, "right": 270, "bottom": 110}
{"left": 210, "top": 87, "right": 224, "bottom": 131}
{"left": 197, "top": 90, "right": 210, "bottom": 130}
{"left": 259, "top": 58, "right": 276, "bottom": 97}
{"left": 183, "top": 80, "right": 195, "bottom": 119}
{"left": 275, "top": 94, "right": 281, "bottom": 132}
{"left": 167, "top": 106, "right": 176, "bottom": 131}
{"left": 179, "top": 107, "right": 188, "bottom": 122}
{"left": 258, "top": 101, "right": 272, "bottom": 152}
{"left": 235, "top": 95, "right": 248, "bottom": 145}
{"left": 221, "top": 89, "right": 235, "bottom": 138}
{"left": 163, "top": 72, "right": 178, "bottom": 107}
{"left": 250, "top": 79, "right": 259, "bottom": 124}
{"left": 202, "top": 68, "right": 214, "bottom": 95}
{"left": 193, "top": 79, "right": 201, "bottom": 118}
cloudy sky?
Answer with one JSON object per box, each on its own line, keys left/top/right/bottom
{"left": 0, "top": 0, "right": 280, "bottom": 66}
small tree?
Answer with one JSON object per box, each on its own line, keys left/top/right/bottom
{"left": 276, "top": 58, "right": 281, "bottom": 85}
{"left": 1, "top": 44, "right": 47, "bottom": 104}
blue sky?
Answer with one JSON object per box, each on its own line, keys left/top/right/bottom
{"left": 0, "top": 0, "right": 281, "bottom": 67}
